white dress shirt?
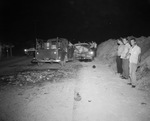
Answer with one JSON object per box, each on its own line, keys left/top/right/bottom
{"left": 129, "top": 45, "right": 141, "bottom": 64}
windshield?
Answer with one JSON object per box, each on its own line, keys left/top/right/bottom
{"left": 75, "top": 44, "right": 90, "bottom": 48}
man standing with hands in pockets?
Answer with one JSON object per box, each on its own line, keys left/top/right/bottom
{"left": 129, "top": 38, "right": 141, "bottom": 88}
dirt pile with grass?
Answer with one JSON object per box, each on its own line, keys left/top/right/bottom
{"left": 96, "top": 36, "right": 150, "bottom": 91}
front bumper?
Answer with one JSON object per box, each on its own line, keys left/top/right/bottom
{"left": 75, "top": 54, "right": 93, "bottom": 60}
{"left": 31, "top": 58, "right": 61, "bottom": 63}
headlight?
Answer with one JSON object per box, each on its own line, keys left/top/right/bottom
{"left": 89, "top": 51, "right": 94, "bottom": 55}
{"left": 24, "top": 49, "right": 27, "bottom": 52}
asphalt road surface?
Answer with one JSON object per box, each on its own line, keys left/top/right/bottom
{"left": 0, "top": 56, "right": 150, "bottom": 121}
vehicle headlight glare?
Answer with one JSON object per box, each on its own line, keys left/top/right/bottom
{"left": 89, "top": 51, "right": 94, "bottom": 55}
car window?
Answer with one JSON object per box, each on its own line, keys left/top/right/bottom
{"left": 75, "top": 44, "right": 90, "bottom": 48}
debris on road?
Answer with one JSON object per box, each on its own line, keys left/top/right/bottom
{"left": 92, "top": 65, "right": 96, "bottom": 68}
{"left": 74, "top": 92, "right": 82, "bottom": 101}
{"left": 0, "top": 65, "right": 81, "bottom": 86}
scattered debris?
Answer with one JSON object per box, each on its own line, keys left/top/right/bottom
{"left": 92, "top": 65, "right": 96, "bottom": 68}
{"left": 74, "top": 92, "right": 82, "bottom": 101}
{"left": 0, "top": 65, "right": 80, "bottom": 86}
{"left": 141, "top": 102, "right": 147, "bottom": 105}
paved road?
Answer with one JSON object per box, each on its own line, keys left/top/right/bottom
{"left": 72, "top": 61, "right": 150, "bottom": 121}
{"left": 0, "top": 56, "right": 33, "bottom": 75}
{"left": 0, "top": 57, "right": 150, "bottom": 121}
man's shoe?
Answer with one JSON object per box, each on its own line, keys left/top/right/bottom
{"left": 121, "top": 76, "right": 127, "bottom": 79}
{"left": 132, "top": 85, "right": 136, "bottom": 88}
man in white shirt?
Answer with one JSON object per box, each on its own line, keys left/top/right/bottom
{"left": 120, "top": 38, "right": 131, "bottom": 79}
{"left": 129, "top": 38, "right": 141, "bottom": 88}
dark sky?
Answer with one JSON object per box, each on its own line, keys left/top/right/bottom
{"left": 1, "top": 0, "right": 150, "bottom": 46}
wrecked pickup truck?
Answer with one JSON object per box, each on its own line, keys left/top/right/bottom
{"left": 32, "top": 38, "right": 74, "bottom": 65}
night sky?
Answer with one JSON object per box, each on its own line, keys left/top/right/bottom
{"left": 1, "top": 0, "right": 150, "bottom": 48}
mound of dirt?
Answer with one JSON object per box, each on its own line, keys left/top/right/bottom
{"left": 96, "top": 36, "right": 150, "bottom": 91}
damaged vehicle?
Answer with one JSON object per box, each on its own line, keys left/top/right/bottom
{"left": 74, "top": 43, "right": 95, "bottom": 61}
{"left": 32, "top": 37, "right": 74, "bottom": 65}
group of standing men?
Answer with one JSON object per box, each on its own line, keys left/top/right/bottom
{"left": 116, "top": 38, "right": 141, "bottom": 88}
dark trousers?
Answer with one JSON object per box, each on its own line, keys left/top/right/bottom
{"left": 61, "top": 51, "right": 67, "bottom": 61}
{"left": 116, "top": 56, "right": 122, "bottom": 74}
{"left": 122, "top": 59, "right": 129, "bottom": 79}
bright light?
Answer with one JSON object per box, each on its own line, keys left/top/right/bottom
{"left": 24, "top": 49, "right": 27, "bottom": 52}
{"left": 89, "top": 51, "right": 94, "bottom": 55}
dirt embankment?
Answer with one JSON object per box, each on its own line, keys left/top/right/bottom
{"left": 96, "top": 36, "right": 150, "bottom": 91}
